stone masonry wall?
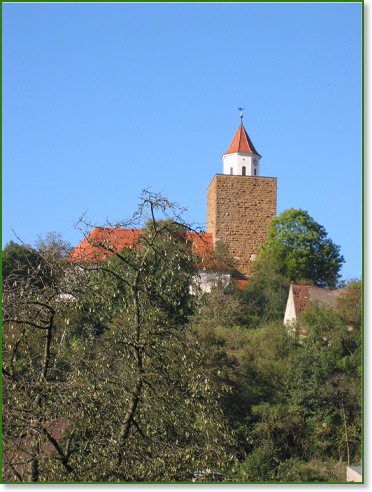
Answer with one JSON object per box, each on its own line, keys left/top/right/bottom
{"left": 207, "top": 174, "right": 277, "bottom": 277}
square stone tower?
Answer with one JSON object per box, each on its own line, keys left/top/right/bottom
{"left": 207, "top": 115, "right": 277, "bottom": 277}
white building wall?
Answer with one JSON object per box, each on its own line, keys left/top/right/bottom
{"left": 283, "top": 287, "right": 296, "bottom": 326}
{"left": 346, "top": 466, "right": 362, "bottom": 482}
{"left": 191, "top": 271, "right": 232, "bottom": 295}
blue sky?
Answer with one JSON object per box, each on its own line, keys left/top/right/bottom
{"left": 3, "top": 2, "right": 362, "bottom": 282}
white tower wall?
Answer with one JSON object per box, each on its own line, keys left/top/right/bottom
{"left": 222, "top": 153, "right": 261, "bottom": 176}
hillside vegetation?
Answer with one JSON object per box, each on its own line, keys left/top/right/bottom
{"left": 2, "top": 193, "right": 361, "bottom": 483}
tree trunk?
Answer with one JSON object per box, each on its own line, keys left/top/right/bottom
{"left": 117, "top": 374, "right": 143, "bottom": 465}
{"left": 27, "top": 434, "right": 40, "bottom": 482}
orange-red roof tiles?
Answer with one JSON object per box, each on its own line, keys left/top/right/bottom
{"left": 225, "top": 123, "right": 261, "bottom": 156}
{"left": 67, "top": 227, "right": 142, "bottom": 264}
{"left": 68, "top": 228, "right": 216, "bottom": 269}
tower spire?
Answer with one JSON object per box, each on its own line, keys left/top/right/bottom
{"left": 222, "top": 110, "right": 261, "bottom": 176}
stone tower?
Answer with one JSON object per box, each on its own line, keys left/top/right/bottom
{"left": 207, "top": 114, "right": 277, "bottom": 278}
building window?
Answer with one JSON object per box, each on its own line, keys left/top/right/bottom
{"left": 242, "top": 166, "right": 246, "bottom": 176}
{"left": 254, "top": 168, "right": 257, "bottom": 176}
{"left": 230, "top": 167, "right": 233, "bottom": 175}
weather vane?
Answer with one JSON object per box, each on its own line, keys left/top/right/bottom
{"left": 238, "top": 107, "right": 245, "bottom": 121}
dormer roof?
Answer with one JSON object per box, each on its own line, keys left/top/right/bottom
{"left": 225, "top": 123, "right": 261, "bottom": 157}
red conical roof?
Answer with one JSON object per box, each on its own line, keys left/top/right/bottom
{"left": 225, "top": 123, "right": 261, "bottom": 156}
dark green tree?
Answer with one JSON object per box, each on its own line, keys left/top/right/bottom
{"left": 2, "top": 234, "right": 71, "bottom": 287}
{"left": 231, "top": 285, "right": 361, "bottom": 482}
{"left": 245, "top": 302, "right": 362, "bottom": 476}
{"left": 2, "top": 240, "right": 42, "bottom": 283}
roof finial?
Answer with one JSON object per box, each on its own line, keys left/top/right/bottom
{"left": 238, "top": 107, "right": 245, "bottom": 124}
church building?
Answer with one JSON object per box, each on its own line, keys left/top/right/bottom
{"left": 69, "top": 113, "right": 277, "bottom": 285}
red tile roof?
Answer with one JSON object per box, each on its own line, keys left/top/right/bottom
{"left": 186, "top": 231, "right": 214, "bottom": 267}
{"left": 67, "top": 227, "right": 142, "bottom": 263}
{"left": 225, "top": 123, "right": 261, "bottom": 156}
{"left": 68, "top": 228, "right": 216, "bottom": 269}
{"left": 291, "top": 285, "right": 347, "bottom": 318}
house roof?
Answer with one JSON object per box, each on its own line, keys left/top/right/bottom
{"left": 225, "top": 123, "right": 261, "bottom": 157}
{"left": 291, "top": 284, "right": 346, "bottom": 318}
{"left": 67, "top": 227, "right": 216, "bottom": 269}
{"left": 67, "top": 227, "right": 142, "bottom": 264}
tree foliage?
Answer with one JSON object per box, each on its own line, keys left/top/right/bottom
{"left": 2, "top": 234, "right": 78, "bottom": 481}
{"left": 2, "top": 194, "right": 361, "bottom": 483}
{"left": 256, "top": 208, "right": 344, "bottom": 289}
{"left": 241, "top": 254, "right": 290, "bottom": 324}
{"left": 2, "top": 240, "right": 40, "bottom": 281}
{"left": 2, "top": 192, "right": 237, "bottom": 482}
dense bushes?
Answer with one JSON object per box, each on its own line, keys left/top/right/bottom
{"left": 193, "top": 278, "right": 362, "bottom": 482}
{"left": 2, "top": 195, "right": 361, "bottom": 482}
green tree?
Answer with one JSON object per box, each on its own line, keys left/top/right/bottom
{"left": 337, "top": 279, "right": 362, "bottom": 330}
{"left": 193, "top": 286, "right": 249, "bottom": 328}
{"left": 284, "top": 343, "right": 361, "bottom": 464}
{"left": 241, "top": 254, "right": 290, "bottom": 324}
{"left": 235, "top": 442, "right": 279, "bottom": 482}
{"left": 67, "top": 191, "right": 237, "bottom": 481}
{"left": 298, "top": 301, "right": 362, "bottom": 465}
{"left": 2, "top": 234, "right": 72, "bottom": 287}
{"left": 2, "top": 241, "right": 44, "bottom": 284}
{"left": 3, "top": 192, "right": 237, "bottom": 482}
{"left": 256, "top": 208, "right": 344, "bottom": 289}
{"left": 2, "top": 234, "right": 79, "bottom": 481}
{"left": 232, "top": 293, "right": 361, "bottom": 481}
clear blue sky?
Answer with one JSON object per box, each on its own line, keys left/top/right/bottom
{"left": 3, "top": 2, "right": 362, "bottom": 282}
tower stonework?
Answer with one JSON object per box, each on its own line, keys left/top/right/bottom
{"left": 207, "top": 175, "right": 276, "bottom": 277}
{"left": 207, "top": 116, "right": 277, "bottom": 278}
